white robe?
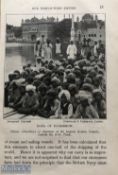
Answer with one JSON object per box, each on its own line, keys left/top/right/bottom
{"left": 55, "top": 43, "right": 61, "bottom": 54}
{"left": 66, "top": 44, "right": 77, "bottom": 59}
{"left": 93, "top": 44, "right": 98, "bottom": 56}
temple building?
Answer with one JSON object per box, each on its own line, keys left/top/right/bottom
{"left": 21, "top": 14, "right": 105, "bottom": 43}
{"left": 75, "top": 14, "right": 105, "bottom": 43}
{"left": 21, "top": 16, "right": 57, "bottom": 41}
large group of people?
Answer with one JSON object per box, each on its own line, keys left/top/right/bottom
{"left": 4, "top": 36, "right": 106, "bottom": 119}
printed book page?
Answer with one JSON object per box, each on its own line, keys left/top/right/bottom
{"left": 0, "top": 0, "right": 118, "bottom": 174}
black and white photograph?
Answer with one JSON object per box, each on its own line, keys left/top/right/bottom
{"left": 4, "top": 13, "right": 106, "bottom": 119}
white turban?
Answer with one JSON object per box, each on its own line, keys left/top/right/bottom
{"left": 75, "top": 90, "right": 92, "bottom": 100}
{"left": 36, "top": 37, "right": 40, "bottom": 41}
{"left": 15, "top": 78, "right": 25, "bottom": 86}
{"left": 35, "top": 74, "right": 45, "bottom": 79}
{"left": 93, "top": 89, "right": 103, "bottom": 96}
{"left": 59, "top": 90, "right": 71, "bottom": 101}
{"left": 26, "top": 85, "right": 36, "bottom": 92}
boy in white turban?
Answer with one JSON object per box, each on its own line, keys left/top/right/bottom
{"left": 58, "top": 90, "right": 73, "bottom": 119}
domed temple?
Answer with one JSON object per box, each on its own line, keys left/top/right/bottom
{"left": 21, "top": 14, "right": 105, "bottom": 43}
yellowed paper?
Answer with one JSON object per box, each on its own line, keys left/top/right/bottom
{"left": 0, "top": 0, "right": 118, "bottom": 175}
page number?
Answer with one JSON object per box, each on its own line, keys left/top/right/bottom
{"left": 100, "top": 5, "right": 104, "bottom": 9}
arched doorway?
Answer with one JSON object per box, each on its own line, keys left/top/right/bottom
{"left": 31, "top": 34, "right": 36, "bottom": 41}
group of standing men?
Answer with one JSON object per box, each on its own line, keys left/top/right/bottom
{"left": 34, "top": 35, "right": 104, "bottom": 64}
{"left": 34, "top": 35, "right": 61, "bottom": 60}
{"left": 34, "top": 35, "right": 78, "bottom": 61}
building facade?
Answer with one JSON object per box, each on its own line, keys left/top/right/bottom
{"left": 75, "top": 14, "right": 105, "bottom": 43}
{"left": 6, "top": 31, "right": 16, "bottom": 42}
{"left": 21, "top": 14, "right": 105, "bottom": 43}
{"left": 21, "top": 17, "right": 57, "bottom": 41}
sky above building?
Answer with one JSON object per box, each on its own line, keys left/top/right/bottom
{"left": 6, "top": 14, "right": 105, "bottom": 27}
